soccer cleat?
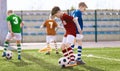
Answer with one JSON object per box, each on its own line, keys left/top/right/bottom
{"left": 2, "top": 52, "right": 6, "bottom": 57}
{"left": 38, "top": 46, "right": 52, "bottom": 53}
{"left": 65, "top": 61, "right": 77, "bottom": 67}
{"left": 56, "top": 52, "right": 59, "bottom": 54}
{"left": 76, "top": 60, "right": 86, "bottom": 65}
{"left": 18, "top": 55, "right": 21, "bottom": 60}
{"left": 45, "top": 52, "right": 50, "bottom": 55}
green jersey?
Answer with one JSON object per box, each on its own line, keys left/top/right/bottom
{"left": 6, "top": 14, "right": 22, "bottom": 33}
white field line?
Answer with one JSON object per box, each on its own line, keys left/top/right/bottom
{"left": 83, "top": 54, "right": 120, "bottom": 62}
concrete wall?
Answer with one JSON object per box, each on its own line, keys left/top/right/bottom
{"left": 0, "top": 0, "right": 7, "bottom": 45}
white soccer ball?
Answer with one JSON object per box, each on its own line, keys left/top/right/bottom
{"left": 58, "top": 57, "right": 69, "bottom": 67}
{"left": 6, "top": 51, "right": 12, "bottom": 59}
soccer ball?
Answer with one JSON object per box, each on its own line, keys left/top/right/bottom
{"left": 6, "top": 51, "right": 12, "bottom": 60}
{"left": 58, "top": 57, "right": 69, "bottom": 67}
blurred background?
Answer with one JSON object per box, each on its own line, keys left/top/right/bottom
{"left": 0, "top": 0, "right": 120, "bottom": 44}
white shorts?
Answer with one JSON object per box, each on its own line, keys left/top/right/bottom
{"left": 62, "top": 35, "right": 75, "bottom": 44}
{"left": 76, "top": 34, "right": 84, "bottom": 40}
{"left": 6, "top": 32, "right": 21, "bottom": 40}
{"left": 46, "top": 35, "right": 56, "bottom": 43}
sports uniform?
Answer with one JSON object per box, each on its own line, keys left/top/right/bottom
{"left": 2, "top": 13, "right": 22, "bottom": 60}
{"left": 6, "top": 14, "right": 22, "bottom": 40}
{"left": 40, "top": 19, "right": 59, "bottom": 54}
{"left": 43, "top": 19, "right": 58, "bottom": 43}
{"left": 71, "top": 10, "right": 84, "bottom": 39}
{"left": 71, "top": 9, "right": 85, "bottom": 64}
{"left": 60, "top": 13, "right": 76, "bottom": 44}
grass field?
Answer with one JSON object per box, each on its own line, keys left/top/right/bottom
{"left": 0, "top": 47, "right": 120, "bottom": 71}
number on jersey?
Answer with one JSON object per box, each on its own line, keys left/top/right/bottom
{"left": 49, "top": 22, "right": 53, "bottom": 29}
{"left": 13, "top": 17, "right": 18, "bottom": 24}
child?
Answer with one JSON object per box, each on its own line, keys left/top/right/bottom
{"left": 39, "top": 15, "right": 59, "bottom": 55}
{"left": 51, "top": 6, "right": 78, "bottom": 67}
{"left": 71, "top": 2, "right": 88, "bottom": 65}
{"left": 2, "top": 10, "right": 24, "bottom": 60}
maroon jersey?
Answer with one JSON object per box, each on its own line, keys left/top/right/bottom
{"left": 60, "top": 13, "right": 76, "bottom": 37}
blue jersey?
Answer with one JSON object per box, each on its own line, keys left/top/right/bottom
{"left": 71, "top": 10, "right": 83, "bottom": 34}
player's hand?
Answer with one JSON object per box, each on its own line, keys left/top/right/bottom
{"left": 78, "top": 30, "right": 82, "bottom": 34}
{"left": 10, "top": 32, "right": 14, "bottom": 37}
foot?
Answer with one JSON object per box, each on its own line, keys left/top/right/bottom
{"left": 18, "top": 55, "right": 21, "bottom": 60}
{"left": 56, "top": 52, "right": 59, "bottom": 54}
{"left": 76, "top": 60, "right": 85, "bottom": 65}
{"left": 2, "top": 52, "right": 6, "bottom": 57}
{"left": 65, "top": 61, "right": 77, "bottom": 67}
{"left": 45, "top": 52, "right": 50, "bottom": 55}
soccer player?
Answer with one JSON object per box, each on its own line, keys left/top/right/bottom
{"left": 71, "top": 2, "right": 88, "bottom": 64}
{"left": 2, "top": 10, "right": 23, "bottom": 60}
{"left": 51, "top": 6, "right": 79, "bottom": 67}
{"left": 39, "top": 15, "right": 59, "bottom": 55}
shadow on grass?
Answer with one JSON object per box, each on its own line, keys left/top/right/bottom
{"left": 10, "top": 59, "right": 33, "bottom": 67}
{"left": 22, "top": 51, "right": 84, "bottom": 71}
{"left": 81, "top": 65, "right": 104, "bottom": 71}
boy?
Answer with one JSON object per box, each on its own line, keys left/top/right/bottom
{"left": 2, "top": 10, "right": 23, "bottom": 60}
{"left": 51, "top": 6, "right": 80, "bottom": 67}
{"left": 71, "top": 2, "right": 88, "bottom": 65}
{"left": 39, "top": 15, "right": 59, "bottom": 55}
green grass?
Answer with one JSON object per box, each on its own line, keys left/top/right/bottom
{"left": 0, "top": 47, "right": 120, "bottom": 71}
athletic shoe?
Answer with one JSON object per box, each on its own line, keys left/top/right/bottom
{"left": 65, "top": 61, "right": 77, "bottom": 67}
{"left": 2, "top": 52, "right": 6, "bottom": 57}
{"left": 76, "top": 60, "right": 85, "bottom": 65}
{"left": 18, "top": 55, "right": 21, "bottom": 60}
{"left": 56, "top": 52, "right": 59, "bottom": 54}
{"left": 45, "top": 52, "right": 50, "bottom": 55}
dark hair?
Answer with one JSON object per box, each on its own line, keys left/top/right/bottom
{"left": 51, "top": 6, "right": 61, "bottom": 16}
{"left": 79, "top": 2, "right": 88, "bottom": 8}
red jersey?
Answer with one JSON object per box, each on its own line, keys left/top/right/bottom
{"left": 60, "top": 13, "right": 76, "bottom": 37}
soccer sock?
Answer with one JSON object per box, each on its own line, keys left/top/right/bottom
{"left": 3, "top": 41, "right": 9, "bottom": 53}
{"left": 17, "top": 44, "right": 21, "bottom": 56}
{"left": 77, "top": 46, "right": 82, "bottom": 61}
{"left": 71, "top": 44, "right": 75, "bottom": 50}
{"left": 67, "top": 47, "right": 75, "bottom": 62}
{"left": 62, "top": 49, "right": 69, "bottom": 59}
{"left": 54, "top": 42, "right": 58, "bottom": 52}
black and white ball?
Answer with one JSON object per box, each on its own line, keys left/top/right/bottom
{"left": 6, "top": 51, "right": 12, "bottom": 59}
{"left": 58, "top": 57, "right": 69, "bottom": 67}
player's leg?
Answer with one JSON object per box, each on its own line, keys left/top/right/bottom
{"left": 52, "top": 36, "right": 59, "bottom": 54}
{"left": 65, "top": 35, "right": 77, "bottom": 67}
{"left": 71, "top": 39, "right": 76, "bottom": 50}
{"left": 76, "top": 34, "right": 85, "bottom": 64}
{"left": 45, "top": 42, "right": 51, "bottom": 55}
{"left": 61, "top": 37, "right": 69, "bottom": 58}
{"left": 54, "top": 41, "right": 59, "bottom": 54}
{"left": 45, "top": 36, "right": 51, "bottom": 55}
{"left": 2, "top": 32, "right": 12, "bottom": 57}
{"left": 15, "top": 33, "right": 22, "bottom": 60}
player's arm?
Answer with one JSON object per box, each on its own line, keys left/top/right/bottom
{"left": 40, "top": 21, "right": 47, "bottom": 28}
{"left": 57, "top": 24, "right": 64, "bottom": 29}
{"left": 54, "top": 21, "right": 63, "bottom": 29}
{"left": 40, "top": 24, "right": 44, "bottom": 28}
{"left": 20, "top": 22, "right": 24, "bottom": 28}
{"left": 7, "top": 21, "right": 14, "bottom": 36}
{"left": 73, "top": 11, "right": 82, "bottom": 34}
{"left": 73, "top": 17, "right": 82, "bottom": 34}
